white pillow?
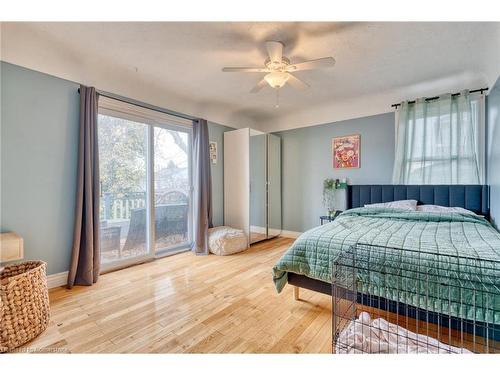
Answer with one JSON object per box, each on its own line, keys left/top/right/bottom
{"left": 208, "top": 226, "right": 248, "bottom": 256}
{"left": 364, "top": 199, "right": 418, "bottom": 211}
{"left": 416, "top": 204, "right": 477, "bottom": 215}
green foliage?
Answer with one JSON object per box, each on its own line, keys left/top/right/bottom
{"left": 323, "top": 178, "right": 336, "bottom": 191}
{"left": 323, "top": 178, "right": 336, "bottom": 210}
{"left": 98, "top": 115, "right": 190, "bottom": 199}
{"left": 98, "top": 114, "right": 147, "bottom": 195}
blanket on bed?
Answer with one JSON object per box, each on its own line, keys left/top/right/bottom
{"left": 272, "top": 207, "right": 500, "bottom": 323}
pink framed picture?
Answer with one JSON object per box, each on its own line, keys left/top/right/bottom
{"left": 332, "top": 134, "right": 360, "bottom": 169}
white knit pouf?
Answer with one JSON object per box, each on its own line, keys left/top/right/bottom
{"left": 208, "top": 226, "right": 248, "bottom": 256}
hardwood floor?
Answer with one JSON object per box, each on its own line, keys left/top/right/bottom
{"left": 23, "top": 237, "right": 332, "bottom": 353}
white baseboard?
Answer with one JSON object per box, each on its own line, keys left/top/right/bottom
{"left": 47, "top": 271, "right": 68, "bottom": 289}
{"left": 279, "top": 230, "right": 302, "bottom": 239}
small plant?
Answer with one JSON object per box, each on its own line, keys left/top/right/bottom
{"left": 323, "top": 178, "right": 336, "bottom": 191}
{"left": 323, "top": 178, "right": 337, "bottom": 216}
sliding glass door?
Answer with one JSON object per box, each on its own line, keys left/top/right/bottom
{"left": 153, "top": 127, "right": 191, "bottom": 255}
{"left": 98, "top": 100, "right": 192, "bottom": 271}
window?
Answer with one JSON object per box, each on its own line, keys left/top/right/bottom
{"left": 392, "top": 92, "right": 485, "bottom": 185}
{"left": 98, "top": 96, "right": 192, "bottom": 270}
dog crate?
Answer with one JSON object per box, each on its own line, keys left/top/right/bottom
{"left": 331, "top": 243, "right": 499, "bottom": 354}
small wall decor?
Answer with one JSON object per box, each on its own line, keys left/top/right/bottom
{"left": 209, "top": 141, "right": 217, "bottom": 164}
{"left": 332, "top": 134, "right": 360, "bottom": 169}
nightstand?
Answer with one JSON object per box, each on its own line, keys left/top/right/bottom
{"left": 320, "top": 211, "right": 343, "bottom": 225}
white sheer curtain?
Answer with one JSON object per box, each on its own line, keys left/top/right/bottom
{"left": 392, "top": 90, "right": 485, "bottom": 185}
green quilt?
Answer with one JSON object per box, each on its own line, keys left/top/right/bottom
{"left": 272, "top": 207, "right": 500, "bottom": 323}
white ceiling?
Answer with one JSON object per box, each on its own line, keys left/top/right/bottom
{"left": 2, "top": 22, "right": 499, "bottom": 131}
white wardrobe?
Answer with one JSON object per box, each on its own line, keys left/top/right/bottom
{"left": 224, "top": 128, "right": 282, "bottom": 245}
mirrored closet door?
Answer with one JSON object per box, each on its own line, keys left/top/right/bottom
{"left": 250, "top": 131, "right": 268, "bottom": 243}
{"left": 224, "top": 128, "right": 281, "bottom": 245}
{"left": 267, "top": 134, "right": 282, "bottom": 239}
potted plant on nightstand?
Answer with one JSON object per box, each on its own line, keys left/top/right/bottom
{"left": 323, "top": 178, "right": 337, "bottom": 218}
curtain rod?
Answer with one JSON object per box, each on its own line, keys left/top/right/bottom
{"left": 391, "top": 87, "right": 488, "bottom": 109}
{"left": 77, "top": 88, "right": 197, "bottom": 122}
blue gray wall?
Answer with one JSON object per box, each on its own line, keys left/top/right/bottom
{"left": 1, "top": 62, "right": 233, "bottom": 274}
{"left": 276, "top": 112, "right": 395, "bottom": 232}
{"left": 487, "top": 77, "right": 500, "bottom": 229}
{"left": 1, "top": 62, "right": 80, "bottom": 275}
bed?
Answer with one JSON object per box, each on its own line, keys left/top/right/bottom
{"left": 272, "top": 184, "right": 500, "bottom": 334}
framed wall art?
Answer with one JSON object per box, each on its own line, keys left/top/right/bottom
{"left": 332, "top": 134, "right": 360, "bottom": 169}
{"left": 209, "top": 141, "right": 218, "bottom": 164}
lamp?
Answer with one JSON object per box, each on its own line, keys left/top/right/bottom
{"left": 264, "top": 72, "right": 290, "bottom": 89}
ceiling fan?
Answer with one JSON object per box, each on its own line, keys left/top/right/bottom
{"left": 222, "top": 41, "right": 335, "bottom": 106}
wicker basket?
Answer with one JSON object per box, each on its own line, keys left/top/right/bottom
{"left": 0, "top": 261, "right": 50, "bottom": 352}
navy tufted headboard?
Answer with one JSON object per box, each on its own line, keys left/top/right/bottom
{"left": 347, "top": 185, "right": 490, "bottom": 217}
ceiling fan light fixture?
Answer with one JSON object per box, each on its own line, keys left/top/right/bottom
{"left": 221, "top": 41, "right": 334, "bottom": 100}
{"left": 264, "top": 71, "right": 289, "bottom": 89}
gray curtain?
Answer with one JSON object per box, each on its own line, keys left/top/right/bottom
{"left": 67, "top": 85, "right": 100, "bottom": 288}
{"left": 192, "top": 118, "right": 213, "bottom": 255}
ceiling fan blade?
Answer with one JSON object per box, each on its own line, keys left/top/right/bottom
{"left": 266, "top": 41, "right": 284, "bottom": 64}
{"left": 287, "top": 73, "right": 310, "bottom": 90}
{"left": 250, "top": 79, "right": 268, "bottom": 93}
{"left": 286, "top": 57, "right": 336, "bottom": 72}
{"left": 222, "top": 67, "right": 270, "bottom": 73}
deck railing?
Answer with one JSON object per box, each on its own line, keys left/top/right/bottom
{"left": 101, "top": 191, "right": 188, "bottom": 221}
{"left": 101, "top": 192, "right": 146, "bottom": 221}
